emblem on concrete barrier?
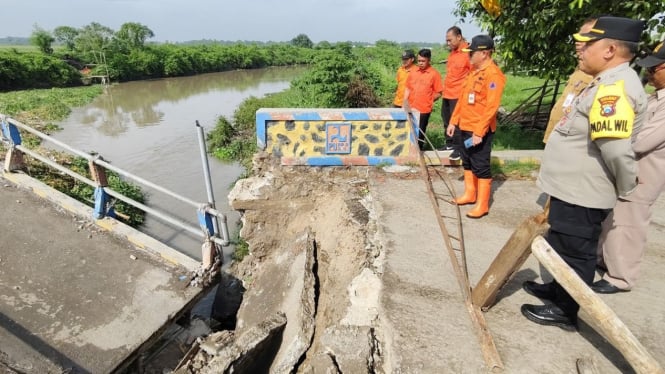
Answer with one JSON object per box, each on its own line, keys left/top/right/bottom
{"left": 325, "top": 122, "right": 352, "bottom": 154}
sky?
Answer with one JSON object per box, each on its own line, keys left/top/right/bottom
{"left": 1, "top": 0, "right": 482, "bottom": 44}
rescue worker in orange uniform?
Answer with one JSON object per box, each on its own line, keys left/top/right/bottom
{"left": 393, "top": 49, "right": 416, "bottom": 108}
{"left": 405, "top": 48, "right": 444, "bottom": 149}
{"left": 446, "top": 34, "right": 506, "bottom": 218}
{"left": 441, "top": 26, "right": 471, "bottom": 160}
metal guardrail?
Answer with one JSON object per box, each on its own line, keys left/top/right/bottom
{"left": 0, "top": 115, "right": 230, "bottom": 249}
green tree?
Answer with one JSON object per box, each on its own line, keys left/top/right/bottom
{"left": 291, "top": 33, "right": 314, "bottom": 49}
{"left": 115, "top": 22, "right": 155, "bottom": 50}
{"left": 316, "top": 40, "right": 333, "bottom": 49}
{"left": 30, "top": 25, "right": 55, "bottom": 54}
{"left": 53, "top": 26, "right": 79, "bottom": 51}
{"left": 455, "top": 0, "right": 665, "bottom": 79}
{"left": 75, "top": 22, "right": 115, "bottom": 62}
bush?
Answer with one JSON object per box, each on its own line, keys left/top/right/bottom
{"left": 291, "top": 44, "right": 357, "bottom": 107}
{"left": 207, "top": 116, "right": 235, "bottom": 150}
{"left": 345, "top": 75, "right": 382, "bottom": 108}
{"left": 0, "top": 51, "right": 81, "bottom": 90}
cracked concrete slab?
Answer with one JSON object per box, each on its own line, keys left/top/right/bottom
{"left": 0, "top": 174, "right": 202, "bottom": 373}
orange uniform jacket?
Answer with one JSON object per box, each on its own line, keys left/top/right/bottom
{"left": 406, "top": 65, "right": 443, "bottom": 114}
{"left": 393, "top": 65, "right": 413, "bottom": 107}
{"left": 450, "top": 60, "right": 506, "bottom": 136}
{"left": 442, "top": 42, "right": 471, "bottom": 100}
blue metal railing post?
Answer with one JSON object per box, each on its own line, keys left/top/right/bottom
{"left": 196, "top": 205, "right": 215, "bottom": 237}
{"left": 1, "top": 118, "right": 22, "bottom": 145}
{"left": 90, "top": 155, "right": 113, "bottom": 220}
{"left": 93, "top": 186, "right": 109, "bottom": 219}
{"left": 1, "top": 116, "right": 25, "bottom": 171}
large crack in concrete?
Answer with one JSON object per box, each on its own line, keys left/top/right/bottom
{"left": 175, "top": 155, "right": 386, "bottom": 373}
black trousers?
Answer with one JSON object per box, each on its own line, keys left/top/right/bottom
{"left": 546, "top": 197, "right": 611, "bottom": 316}
{"left": 459, "top": 130, "right": 493, "bottom": 179}
{"left": 417, "top": 112, "right": 431, "bottom": 150}
{"left": 442, "top": 98, "right": 460, "bottom": 148}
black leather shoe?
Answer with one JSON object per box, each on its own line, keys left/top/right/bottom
{"left": 591, "top": 279, "right": 629, "bottom": 294}
{"left": 522, "top": 281, "right": 556, "bottom": 300}
{"left": 521, "top": 304, "right": 577, "bottom": 331}
{"left": 448, "top": 150, "right": 461, "bottom": 161}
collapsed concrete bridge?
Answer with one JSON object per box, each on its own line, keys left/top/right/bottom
{"left": 2, "top": 107, "right": 664, "bottom": 373}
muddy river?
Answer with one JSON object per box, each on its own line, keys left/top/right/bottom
{"left": 51, "top": 66, "right": 306, "bottom": 262}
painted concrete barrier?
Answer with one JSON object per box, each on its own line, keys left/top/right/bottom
{"left": 256, "top": 108, "right": 420, "bottom": 166}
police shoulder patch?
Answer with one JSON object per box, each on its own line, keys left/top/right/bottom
{"left": 588, "top": 80, "right": 634, "bottom": 140}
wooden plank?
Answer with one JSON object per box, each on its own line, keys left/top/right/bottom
{"left": 531, "top": 236, "right": 664, "bottom": 374}
{"left": 467, "top": 300, "right": 504, "bottom": 372}
{"left": 472, "top": 211, "right": 549, "bottom": 310}
{"left": 576, "top": 357, "right": 600, "bottom": 374}
{"left": 88, "top": 158, "right": 108, "bottom": 186}
{"left": 3, "top": 147, "right": 25, "bottom": 172}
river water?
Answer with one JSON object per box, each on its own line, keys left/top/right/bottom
{"left": 51, "top": 66, "right": 306, "bottom": 262}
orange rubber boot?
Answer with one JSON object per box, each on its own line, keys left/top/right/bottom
{"left": 454, "top": 170, "right": 477, "bottom": 205}
{"left": 467, "top": 178, "right": 491, "bottom": 218}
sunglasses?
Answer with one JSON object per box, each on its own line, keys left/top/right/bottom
{"left": 647, "top": 64, "right": 665, "bottom": 74}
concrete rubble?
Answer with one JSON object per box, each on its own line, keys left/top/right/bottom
{"left": 177, "top": 154, "right": 385, "bottom": 372}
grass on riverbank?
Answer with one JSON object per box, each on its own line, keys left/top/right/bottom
{"left": 1, "top": 86, "right": 103, "bottom": 151}
{"left": 492, "top": 160, "right": 541, "bottom": 180}
{"left": 501, "top": 74, "right": 548, "bottom": 112}
{"left": 0, "top": 86, "right": 102, "bottom": 129}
